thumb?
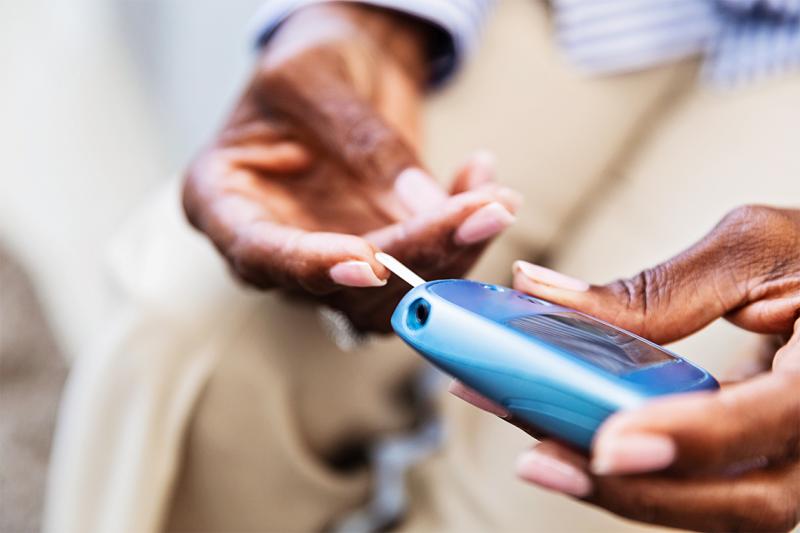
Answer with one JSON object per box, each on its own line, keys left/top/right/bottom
{"left": 590, "top": 371, "right": 800, "bottom": 476}
{"left": 512, "top": 258, "right": 741, "bottom": 345}
{"left": 512, "top": 221, "right": 757, "bottom": 345}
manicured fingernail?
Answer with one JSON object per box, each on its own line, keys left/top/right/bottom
{"left": 454, "top": 202, "right": 516, "bottom": 245}
{"left": 513, "top": 261, "right": 590, "bottom": 292}
{"left": 467, "top": 150, "right": 496, "bottom": 187}
{"left": 496, "top": 186, "right": 524, "bottom": 213}
{"left": 473, "top": 149, "right": 495, "bottom": 168}
{"left": 395, "top": 168, "right": 446, "bottom": 213}
{"left": 329, "top": 261, "right": 387, "bottom": 288}
{"left": 591, "top": 433, "right": 676, "bottom": 475}
{"left": 448, "top": 381, "right": 509, "bottom": 418}
{"left": 516, "top": 449, "right": 592, "bottom": 497}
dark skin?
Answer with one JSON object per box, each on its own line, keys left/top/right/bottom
{"left": 455, "top": 205, "right": 800, "bottom": 532}
{"left": 183, "top": 4, "right": 520, "bottom": 332}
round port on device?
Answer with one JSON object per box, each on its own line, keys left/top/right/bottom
{"left": 407, "top": 298, "right": 430, "bottom": 330}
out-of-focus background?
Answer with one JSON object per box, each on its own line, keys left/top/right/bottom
{"left": 1, "top": 0, "right": 268, "bottom": 358}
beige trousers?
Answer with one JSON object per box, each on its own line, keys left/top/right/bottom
{"left": 45, "top": 2, "right": 800, "bottom": 532}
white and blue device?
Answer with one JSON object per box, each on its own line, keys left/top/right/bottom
{"left": 391, "top": 279, "right": 718, "bottom": 450}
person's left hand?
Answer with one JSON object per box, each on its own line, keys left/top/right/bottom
{"left": 451, "top": 205, "right": 800, "bottom": 532}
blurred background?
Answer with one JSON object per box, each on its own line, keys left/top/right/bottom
{"left": 0, "top": 0, "right": 269, "bottom": 358}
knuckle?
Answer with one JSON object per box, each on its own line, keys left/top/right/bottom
{"left": 721, "top": 204, "right": 781, "bottom": 231}
{"left": 607, "top": 266, "right": 669, "bottom": 336}
{"left": 719, "top": 204, "right": 796, "bottom": 255}
{"left": 713, "top": 204, "right": 800, "bottom": 288}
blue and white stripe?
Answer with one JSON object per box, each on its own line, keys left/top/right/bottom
{"left": 253, "top": 0, "right": 800, "bottom": 86}
{"left": 250, "top": 0, "right": 491, "bottom": 84}
{"left": 554, "top": 0, "right": 800, "bottom": 85}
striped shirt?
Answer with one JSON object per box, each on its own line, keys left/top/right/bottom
{"left": 252, "top": 0, "right": 800, "bottom": 86}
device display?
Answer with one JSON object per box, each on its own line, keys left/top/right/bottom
{"left": 506, "top": 312, "right": 674, "bottom": 375}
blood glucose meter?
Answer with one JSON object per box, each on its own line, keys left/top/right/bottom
{"left": 382, "top": 259, "right": 719, "bottom": 450}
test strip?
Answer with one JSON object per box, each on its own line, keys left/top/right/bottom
{"left": 375, "top": 253, "right": 426, "bottom": 288}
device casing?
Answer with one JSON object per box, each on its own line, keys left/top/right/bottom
{"left": 391, "top": 279, "right": 718, "bottom": 450}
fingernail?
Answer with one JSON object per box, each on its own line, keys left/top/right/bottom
{"left": 513, "top": 261, "right": 590, "bottom": 292}
{"left": 329, "top": 261, "right": 387, "bottom": 288}
{"left": 448, "top": 381, "right": 509, "bottom": 418}
{"left": 472, "top": 149, "right": 496, "bottom": 168}
{"left": 468, "top": 150, "right": 496, "bottom": 187}
{"left": 591, "top": 433, "right": 676, "bottom": 475}
{"left": 395, "top": 168, "right": 446, "bottom": 212}
{"left": 454, "top": 202, "right": 516, "bottom": 245}
{"left": 496, "top": 186, "right": 524, "bottom": 213}
{"left": 516, "top": 449, "right": 592, "bottom": 497}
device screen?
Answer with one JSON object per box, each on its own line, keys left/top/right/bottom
{"left": 506, "top": 312, "right": 675, "bottom": 375}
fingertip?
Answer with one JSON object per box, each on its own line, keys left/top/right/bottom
{"left": 329, "top": 260, "right": 387, "bottom": 288}
{"left": 395, "top": 167, "right": 447, "bottom": 214}
{"left": 515, "top": 447, "right": 592, "bottom": 497}
{"left": 496, "top": 186, "right": 524, "bottom": 213}
{"left": 513, "top": 261, "right": 590, "bottom": 292}
{"left": 590, "top": 432, "right": 676, "bottom": 476}
{"left": 450, "top": 150, "right": 496, "bottom": 194}
{"left": 454, "top": 202, "right": 516, "bottom": 245}
{"left": 448, "top": 380, "right": 510, "bottom": 418}
{"left": 469, "top": 149, "right": 496, "bottom": 183}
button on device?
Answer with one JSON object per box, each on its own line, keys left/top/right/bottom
{"left": 482, "top": 284, "right": 504, "bottom": 292}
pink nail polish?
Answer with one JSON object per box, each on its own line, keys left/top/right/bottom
{"left": 591, "top": 433, "right": 676, "bottom": 475}
{"left": 454, "top": 202, "right": 516, "bottom": 245}
{"left": 395, "top": 168, "right": 446, "bottom": 213}
{"left": 448, "top": 381, "right": 510, "bottom": 418}
{"left": 467, "top": 150, "right": 496, "bottom": 187}
{"left": 516, "top": 450, "right": 592, "bottom": 497}
{"left": 329, "top": 261, "right": 387, "bottom": 288}
{"left": 496, "top": 187, "right": 524, "bottom": 213}
{"left": 513, "top": 261, "right": 590, "bottom": 292}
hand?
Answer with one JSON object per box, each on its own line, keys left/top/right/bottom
{"left": 183, "top": 4, "right": 520, "bottom": 331}
{"left": 458, "top": 205, "right": 800, "bottom": 531}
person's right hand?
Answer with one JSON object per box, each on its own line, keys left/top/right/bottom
{"left": 454, "top": 205, "right": 800, "bottom": 532}
{"left": 183, "top": 4, "right": 519, "bottom": 332}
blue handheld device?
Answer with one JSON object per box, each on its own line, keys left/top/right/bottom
{"left": 390, "top": 279, "right": 718, "bottom": 450}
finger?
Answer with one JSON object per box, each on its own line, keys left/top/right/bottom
{"left": 590, "top": 372, "right": 800, "bottom": 476}
{"left": 184, "top": 177, "right": 389, "bottom": 293}
{"left": 586, "top": 465, "right": 800, "bottom": 533}
{"left": 449, "top": 150, "right": 496, "bottom": 195}
{"left": 447, "top": 151, "right": 524, "bottom": 213}
{"left": 773, "top": 318, "right": 800, "bottom": 373}
{"left": 365, "top": 190, "right": 516, "bottom": 263}
{"left": 256, "top": 56, "right": 420, "bottom": 186}
{"left": 393, "top": 167, "right": 448, "bottom": 215}
{"left": 519, "top": 441, "right": 800, "bottom": 532}
{"left": 229, "top": 223, "right": 389, "bottom": 293}
{"left": 512, "top": 206, "right": 800, "bottom": 344}
{"left": 515, "top": 441, "right": 592, "bottom": 497}
{"left": 218, "top": 142, "right": 313, "bottom": 173}
{"left": 448, "top": 380, "right": 509, "bottom": 418}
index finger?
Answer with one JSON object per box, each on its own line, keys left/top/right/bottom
{"left": 592, "top": 372, "right": 800, "bottom": 476}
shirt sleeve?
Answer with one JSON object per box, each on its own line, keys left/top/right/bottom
{"left": 249, "top": 0, "right": 494, "bottom": 86}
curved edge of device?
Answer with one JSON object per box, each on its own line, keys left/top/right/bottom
{"left": 390, "top": 279, "right": 719, "bottom": 450}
